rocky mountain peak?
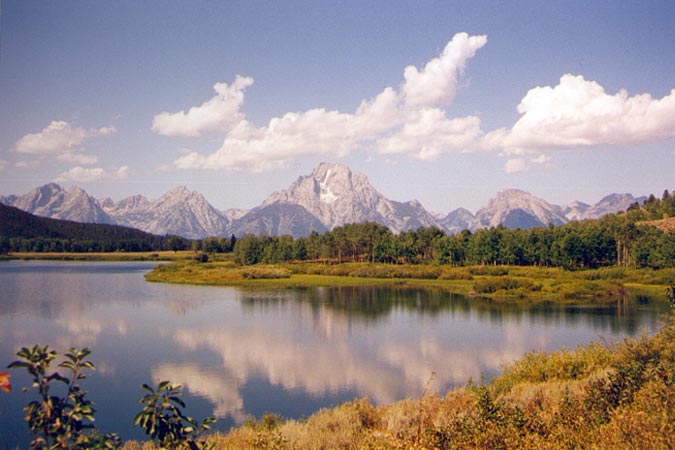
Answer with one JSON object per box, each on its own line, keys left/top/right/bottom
{"left": 259, "top": 162, "right": 439, "bottom": 232}
{"left": 471, "top": 189, "right": 567, "bottom": 230}
{"left": 7, "top": 183, "right": 113, "bottom": 224}
{"left": 1, "top": 165, "right": 655, "bottom": 238}
{"left": 163, "top": 185, "right": 195, "bottom": 200}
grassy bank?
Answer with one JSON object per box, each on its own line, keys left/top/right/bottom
{"left": 121, "top": 313, "right": 675, "bottom": 449}
{"left": 145, "top": 260, "right": 675, "bottom": 302}
{"left": 6, "top": 250, "right": 195, "bottom": 261}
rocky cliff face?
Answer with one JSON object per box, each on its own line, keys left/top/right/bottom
{"left": 3, "top": 183, "right": 114, "bottom": 224}
{"left": 0, "top": 165, "right": 654, "bottom": 238}
{"left": 227, "top": 203, "right": 328, "bottom": 238}
{"left": 562, "top": 200, "right": 591, "bottom": 221}
{"left": 103, "top": 186, "right": 230, "bottom": 239}
{"left": 470, "top": 189, "right": 568, "bottom": 230}
{"left": 439, "top": 208, "right": 474, "bottom": 234}
{"left": 581, "top": 193, "right": 644, "bottom": 220}
{"left": 260, "top": 162, "right": 440, "bottom": 233}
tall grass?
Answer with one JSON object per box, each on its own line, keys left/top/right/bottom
{"left": 121, "top": 314, "right": 675, "bottom": 449}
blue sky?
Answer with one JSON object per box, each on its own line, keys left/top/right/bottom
{"left": 1, "top": 0, "right": 674, "bottom": 213}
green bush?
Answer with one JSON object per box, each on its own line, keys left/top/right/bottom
{"left": 469, "top": 266, "right": 510, "bottom": 276}
{"left": 239, "top": 266, "right": 292, "bottom": 279}
{"left": 8, "top": 345, "right": 121, "bottom": 449}
{"left": 135, "top": 381, "right": 215, "bottom": 449}
{"left": 438, "top": 268, "right": 474, "bottom": 280}
{"left": 473, "top": 277, "right": 542, "bottom": 294}
{"left": 348, "top": 264, "right": 442, "bottom": 279}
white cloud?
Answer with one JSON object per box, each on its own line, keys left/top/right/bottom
{"left": 504, "top": 158, "right": 529, "bottom": 174}
{"left": 500, "top": 74, "right": 675, "bottom": 153}
{"left": 97, "top": 125, "right": 117, "bottom": 135}
{"left": 402, "top": 32, "right": 487, "bottom": 108}
{"left": 12, "top": 120, "right": 116, "bottom": 166}
{"left": 504, "top": 154, "right": 553, "bottom": 174}
{"left": 0, "top": 160, "right": 7, "bottom": 170}
{"left": 375, "top": 110, "right": 483, "bottom": 160}
{"left": 531, "top": 154, "right": 552, "bottom": 165}
{"left": 116, "top": 165, "right": 130, "bottom": 179}
{"left": 57, "top": 153, "right": 100, "bottom": 165}
{"left": 14, "top": 121, "right": 89, "bottom": 155}
{"left": 55, "top": 167, "right": 105, "bottom": 182}
{"left": 174, "top": 107, "right": 356, "bottom": 172}
{"left": 170, "top": 33, "right": 489, "bottom": 171}
{"left": 164, "top": 35, "right": 675, "bottom": 172}
{"left": 54, "top": 165, "right": 130, "bottom": 183}
{"left": 152, "top": 75, "right": 254, "bottom": 137}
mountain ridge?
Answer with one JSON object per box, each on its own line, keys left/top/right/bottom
{"left": 0, "top": 162, "right": 652, "bottom": 239}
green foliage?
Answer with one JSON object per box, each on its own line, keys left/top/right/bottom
{"left": 134, "top": 381, "right": 216, "bottom": 450}
{"left": 347, "top": 264, "right": 442, "bottom": 279}
{"left": 7, "top": 345, "right": 120, "bottom": 449}
{"left": 472, "top": 276, "right": 542, "bottom": 295}
{"left": 222, "top": 194, "right": 675, "bottom": 272}
{"left": 239, "top": 266, "right": 291, "bottom": 279}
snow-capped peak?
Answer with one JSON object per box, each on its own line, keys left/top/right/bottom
{"left": 319, "top": 168, "right": 339, "bottom": 204}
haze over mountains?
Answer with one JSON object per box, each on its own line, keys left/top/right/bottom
{"left": 1, "top": 162, "right": 647, "bottom": 239}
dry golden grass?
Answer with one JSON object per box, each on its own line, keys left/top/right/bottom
{"left": 121, "top": 315, "right": 675, "bottom": 450}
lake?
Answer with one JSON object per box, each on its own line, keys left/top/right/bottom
{"left": 0, "top": 261, "right": 668, "bottom": 447}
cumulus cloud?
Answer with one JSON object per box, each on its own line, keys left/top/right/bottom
{"left": 402, "top": 32, "right": 487, "bottom": 108}
{"left": 168, "top": 33, "right": 490, "bottom": 171}
{"left": 500, "top": 74, "right": 675, "bottom": 153}
{"left": 14, "top": 121, "right": 89, "bottom": 155}
{"left": 504, "top": 154, "right": 552, "bottom": 174}
{"left": 54, "top": 165, "right": 130, "bottom": 183}
{"left": 163, "top": 35, "right": 674, "bottom": 173}
{"left": 12, "top": 120, "right": 116, "bottom": 166}
{"left": 504, "top": 158, "right": 529, "bottom": 174}
{"left": 0, "top": 160, "right": 7, "bottom": 170}
{"left": 376, "top": 110, "right": 483, "bottom": 160}
{"left": 152, "top": 75, "right": 254, "bottom": 137}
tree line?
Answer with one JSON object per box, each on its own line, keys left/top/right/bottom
{"left": 4, "top": 191, "right": 675, "bottom": 269}
{"left": 223, "top": 190, "right": 675, "bottom": 270}
{"left": 0, "top": 203, "right": 190, "bottom": 254}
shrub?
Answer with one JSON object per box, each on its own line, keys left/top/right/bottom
{"left": 348, "top": 264, "right": 442, "bottom": 279}
{"left": 469, "top": 266, "right": 510, "bottom": 276}
{"left": 438, "top": 268, "right": 474, "bottom": 280}
{"left": 193, "top": 252, "right": 209, "bottom": 263}
{"left": 473, "top": 277, "right": 542, "bottom": 295}
{"left": 8, "top": 345, "right": 120, "bottom": 449}
{"left": 134, "top": 381, "right": 216, "bottom": 450}
{"left": 239, "top": 266, "right": 292, "bottom": 279}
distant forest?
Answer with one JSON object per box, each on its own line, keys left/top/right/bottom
{"left": 216, "top": 191, "right": 675, "bottom": 270}
{"left": 3, "top": 192, "right": 675, "bottom": 270}
{"left": 0, "top": 204, "right": 188, "bottom": 253}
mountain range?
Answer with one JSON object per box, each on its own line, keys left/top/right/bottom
{"left": 0, "top": 162, "right": 648, "bottom": 239}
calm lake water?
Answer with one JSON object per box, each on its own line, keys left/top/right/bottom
{"left": 0, "top": 261, "right": 669, "bottom": 447}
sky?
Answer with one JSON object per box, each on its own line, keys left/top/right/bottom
{"left": 1, "top": 0, "right": 674, "bottom": 214}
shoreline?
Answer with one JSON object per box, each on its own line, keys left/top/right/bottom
{"left": 144, "top": 260, "right": 672, "bottom": 303}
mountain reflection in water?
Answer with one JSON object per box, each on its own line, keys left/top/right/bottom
{"left": 0, "top": 261, "right": 668, "bottom": 446}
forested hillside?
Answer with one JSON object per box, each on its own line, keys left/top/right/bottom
{"left": 221, "top": 190, "right": 675, "bottom": 270}
{"left": 0, "top": 203, "right": 188, "bottom": 253}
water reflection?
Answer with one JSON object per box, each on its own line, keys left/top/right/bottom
{"left": 0, "top": 261, "right": 668, "bottom": 447}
